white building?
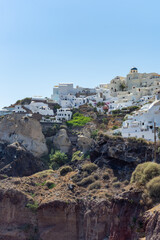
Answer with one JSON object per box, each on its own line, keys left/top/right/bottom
{"left": 24, "top": 101, "right": 54, "bottom": 116}
{"left": 122, "top": 93, "right": 160, "bottom": 141}
{"left": 56, "top": 108, "right": 72, "bottom": 121}
{"left": 13, "top": 105, "right": 27, "bottom": 113}
{"left": 51, "top": 83, "right": 96, "bottom": 103}
{"left": 0, "top": 108, "right": 13, "bottom": 116}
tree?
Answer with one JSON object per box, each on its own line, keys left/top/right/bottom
{"left": 119, "top": 83, "right": 126, "bottom": 91}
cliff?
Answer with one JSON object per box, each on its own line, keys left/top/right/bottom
{"left": 0, "top": 168, "right": 148, "bottom": 240}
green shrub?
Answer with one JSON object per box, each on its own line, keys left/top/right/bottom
{"left": 131, "top": 162, "right": 160, "bottom": 185}
{"left": 147, "top": 176, "right": 160, "bottom": 199}
{"left": 45, "top": 180, "right": 56, "bottom": 189}
{"left": 112, "top": 109, "right": 121, "bottom": 115}
{"left": 91, "top": 130, "right": 98, "bottom": 140}
{"left": 89, "top": 181, "right": 101, "bottom": 190}
{"left": 71, "top": 151, "right": 84, "bottom": 162}
{"left": 78, "top": 176, "right": 95, "bottom": 187}
{"left": 112, "top": 125, "right": 118, "bottom": 130}
{"left": 82, "top": 163, "right": 98, "bottom": 173}
{"left": 102, "top": 118, "right": 108, "bottom": 124}
{"left": 15, "top": 97, "right": 31, "bottom": 105}
{"left": 43, "top": 124, "right": 60, "bottom": 137}
{"left": 49, "top": 151, "right": 68, "bottom": 169}
{"left": 103, "top": 173, "right": 110, "bottom": 180}
{"left": 100, "top": 123, "right": 106, "bottom": 129}
{"left": 26, "top": 201, "right": 39, "bottom": 212}
{"left": 67, "top": 113, "right": 91, "bottom": 127}
{"left": 60, "top": 166, "right": 73, "bottom": 176}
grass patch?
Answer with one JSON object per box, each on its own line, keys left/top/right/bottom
{"left": 35, "top": 181, "right": 46, "bottom": 186}
{"left": 67, "top": 113, "right": 91, "bottom": 127}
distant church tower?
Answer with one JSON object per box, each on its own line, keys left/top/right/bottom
{"left": 130, "top": 67, "right": 138, "bottom": 74}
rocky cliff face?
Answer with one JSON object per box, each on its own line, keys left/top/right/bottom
{"left": 143, "top": 204, "right": 160, "bottom": 240}
{"left": 0, "top": 142, "right": 44, "bottom": 177}
{"left": 0, "top": 170, "right": 148, "bottom": 240}
{"left": 0, "top": 114, "right": 48, "bottom": 157}
{"left": 90, "top": 135, "right": 159, "bottom": 165}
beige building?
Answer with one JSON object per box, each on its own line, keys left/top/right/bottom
{"left": 109, "top": 76, "right": 126, "bottom": 96}
{"left": 108, "top": 67, "right": 160, "bottom": 100}
{"left": 126, "top": 67, "right": 160, "bottom": 90}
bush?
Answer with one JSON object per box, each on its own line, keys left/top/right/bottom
{"left": 91, "top": 130, "right": 98, "bottom": 140}
{"left": 100, "top": 123, "right": 106, "bottom": 129}
{"left": 113, "top": 181, "right": 121, "bottom": 188}
{"left": 71, "top": 151, "right": 84, "bottom": 162}
{"left": 112, "top": 125, "right": 118, "bottom": 130}
{"left": 131, "top": 162, "right": 160, "bottom": 185}
{"left": 147, "top": 176, "right": 160, "bottom": 199}
{"left": 103, "top": 173, "right": 110, "bottom": 180}
{"left": 94, "top": 174, "right": 99, "bottom": 180}
{"left": 102, "top": 118, "right": 108, "bottom": 124}
{"left": 112, "top": 177, "right": 118, "bottom": 182}
{"left": 43, "top": 124, "right": 60, "bottom": 137}
{"left": 67, "top": 113, "right": 91, "bottom": 127}
{"left": 113, "top": 131, "right": 122, "bottom": 136}
{"left": 49, "top": 151, "right": 68, "bottom": 169}
{"left": 26, "top": 201, "right": 39, "bottom": 212}
{"left": 15, "top": 97, "right": 31, "bottom": 105}
{"left": 82, "top": 163, "right": 98, "bottom": 174}
{"left": 89, "top": 181, "right": 101, "bottom": 190}
{"left": 45, "top": 180, "right": 56, "bottom": 189}
{"left": 60, "top": 166, "right": 73, "bottom": 176}
{"left": 123, "top": 180, "right": 129, "bottom": 185}
{"left": 78, "top": 176, "right": 95, "bottom": 187}
{"left": 72, "top": 174, "right": 82, "bottom": 183}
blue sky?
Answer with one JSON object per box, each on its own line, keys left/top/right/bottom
{"left": 0, "top": 0, "right": 160, "bottom": 108}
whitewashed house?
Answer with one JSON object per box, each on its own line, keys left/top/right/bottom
{"left": 56, "top": 108, "right": 72, "bottom": 121}
{"left": 13, "top": 105, "right": 27, "bottom": 113}
{"left": 24, "top": 102, "right": 54, "bottom": 116}
{"left": 122, "top": 93, "right": 160, "bottom": 141}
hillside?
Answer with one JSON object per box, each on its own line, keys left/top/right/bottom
{"left": 0, "top": 111, "right": 159, "bottom": 239}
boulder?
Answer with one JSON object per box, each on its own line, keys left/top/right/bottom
{"left": 0, "top": 114, "right": 48, "bottom": 157}
{"left": 53, "top": 129, "right": 71, "bottom": 153}
{"left": 77, "top": 135, "right": 94, "bottom": 154}
{"left": 0, "top": 142, "right": 44, "bottom": 177}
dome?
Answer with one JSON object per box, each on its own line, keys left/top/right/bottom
{"left": 131, "top": 67, "right": 138, "bottom": 71}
